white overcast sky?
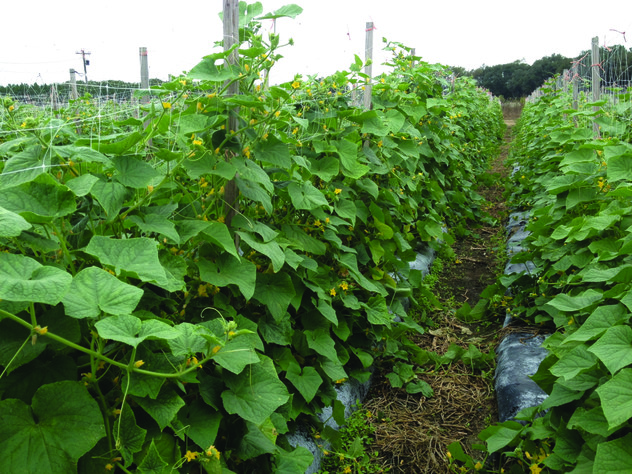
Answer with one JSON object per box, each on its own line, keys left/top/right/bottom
{"left": 1, "top": 0, "right": 631, "bottom": 87}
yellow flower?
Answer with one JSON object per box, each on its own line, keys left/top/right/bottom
{"left": 211, "top": 345, "right": 221, "bottom": 355}
{"left": 179, "top": 79, "right": 187, "bottom": 86}
{"left": 291, "top": 80, "right": 300, "bottom": 89}
{"left": 339, "top": 281, "right": 349, "bottom": 291}
{"left": 274, "top": 110, "right": 281, "bottom": 118}
{"left": 343, "top": 467, "right": 352, "bottom": 474}
{"left": 243, "top": 146, "right": 251, "bottom": 158}
{"left": 447, "top": 451, "right": 452, "bottom": 459}
{"left": 185, "top": 450, "right": 199, "bottom": 462}
{"left": 330, "top": 288, "right": 336, "bottom": 297}
{"left": 530, "top": 464, "right": 543, "bottom": 474}
{"left": 134, "top": 360, "right": 145, "bottom": 368}
{"left": 206, "top": 445, "right": 221, "bottom": 460}
{"left": 474, "top": 461, "right": 483, "bottom": 470}
{"left": 105, "top": 464, "right": 114, "bottom": 471}
{"left": 334, "top": 188, "right": 342, "bottom": 194}
{"left": 162, "top": 102, "right": 172, "bottom": 109}
{"left": 193, "top": 139, "right": 203, "bottom": 146}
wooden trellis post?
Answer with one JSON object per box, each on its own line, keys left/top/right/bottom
{"left": 223, "top": 0, "right": 240, "bottom": 229}
{"left": 363, "top": 21, "right": 374, "bottom": 111}
{"left": 591, "top": 36, "right": 601, "bottom": 137}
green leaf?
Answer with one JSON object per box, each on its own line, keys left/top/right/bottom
{"left": 0, "top": 381, "right": 105, "bottom": 474}
{"left": 588, "top": 325, "right": 632, "bottom": 374}
{"left": 546, "top": 289, "right": 603, "bottom": 312}
{"left": 62, "top": 266, "right": 144, "bottom": 318}
{"left": 254, "top": 134, "right": 291, "bottom": 168}
{"left": 286, "top": 362, "right": 323, "bottom": 403}
{"left": 258, "top": 4, "right": 303, "bottom": 19}
{"left": 197, "top": 254, "right": 256, "bottom": 300}
{"left": 479, "top": 421, "right": 524, "bottom": 453}
{"left": 363, "top": 295, "right": 392, "bottom": 326}
{"left": 0, "top": 205, "right": 31, "bottom": 237}
{"left": 238, "top": 421, "right": 277, "bottom": 460}
{"left": 176, "top": 399, "right": 222, "bottom": 450}
{"left": 287, "top": 181, "right": 330, "bottom": 210}
{"left": 0, "top": 144, "right": 48, "bottom": 189}
{"left": 136, "top": 439, "right": 169, "bottom": 474}
{"left": 0, "top": 253, "right": 72, "bottom": 305}
{"left": 90, "top": 178, "right": 129, "bottom": 219}
{"left": 316, "top": 298, "right": 338, "bottom": 325}
{"left": 563, "top": 304, "right": 627, "bottom": 344}
{"left": 0, "top": 173, "right": 76, "bottom": 224}
{"left": 86, "top": 236, "right": 176, "bottom": 289}
{"left": 0, "top": 319, "right": 47, "bottom": 375}
{"left": 549, "top": 344, "right": 599, "bottom": 380}
{"left": 212, "top": 336, "right": 260, "bottom": 375}
{"left": 222, "top": 356, "right": 290, "bottom": 425}
{"left": 117, "top": 404, "right": 147, "bottom": 467}
{"left": 0, "top": 354, "right": 76, "bottom": 402}
{"left": 65, "top": 173, "right": 99, "bottom": 196}
{"left": 128, "top": 213, "right": 180, "bottom": 244}
{"left": 253, "top": 272, "right": 295, "bottom": 321}
{"left": 274, "top": 446, "right": 314, "bottom": 474}
{"left": 94, "top": 131, "right": 143, "bottom": 154}
{"left": 304, "top": 327, "right": 338, "bottom": 362}
{"left": 95, "top": 315, "right": 179, "bottom": 348}
{"left": 201, "top": 221, "right": 239, "bottom": 258}
{"left": 188, "top": 56, "right": 237, "bottom": 81}
{"left": 237, "top": 231, "right": 285, "bottom": 273}
{"left": 112, "top": 156, "right": 161, "bottom": 188}
{"left": 335, "top": 138, "right": 369, "bottom": 179}
{"left": 236, "top": 176, "right": 273, "bottom": 214}
{"left": 608, "top": 153, "right": 632, "bottom": 182}
{"left": 596, "top": 368, "right": 632, "bottom": 429}
{"left": 593, "top": 433, "right": 632, "bottom": 473}
{"left": 167, "top": 323, "right": 208, "bottom": 357}
{"left": 309, "top": 155, "right": 340, "bottom": 181}
{"left": 134, "top": 385, "right": 185, "bottom": 431}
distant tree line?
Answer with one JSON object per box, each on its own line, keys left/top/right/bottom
{"left": 465, "top": 45, "right": 632, "bottom": 100}
{"left": 0, "top": 79, "right": 164, "bottom": 102}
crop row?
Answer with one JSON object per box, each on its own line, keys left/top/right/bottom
{"left": 0, "top": 5, "right": 504, "bottom": 473}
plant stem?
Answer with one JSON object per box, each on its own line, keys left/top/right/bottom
{"left": 0, "top": 308, "right": 213, "bottom": 379}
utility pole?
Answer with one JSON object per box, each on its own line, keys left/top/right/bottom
{"left": 76, "top": 49, "right": 91, "bottom": 84}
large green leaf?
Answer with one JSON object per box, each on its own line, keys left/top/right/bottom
{"left": 335, "top": 138, "right": 369, "bottom": 179}
{"left": 479, "top": 421, "right": 524, "bottom": 453}
{"left": 309, "top": 156, "right": 339, "bottom": 181}
{"left": 90, "top": 178, "right": 129, "bottom": 219}
{"left": 167, "top": 323, "right": 209, "bottom": 357}
{"left": 201, "top": 221, "right": 239, "bottom": 258}
{"left": 128, "top": 214, "right": 180, "bottom": 244}
{"left": 86, "top": 236, "right": 177, "bottom": 290}
{"left": 593, "top": 434, "right": 632, "bottom": 473}
{"left": 596, "top": 368, "right": 632, "bottom": 429}
{"left": 363, "top": 295, "right": 393, "bottom": 326}
{"left": 253, "top": 272, "right": 295, "bottom": 321}
{"left": 112, "top": 155, "right": 162, "bottom": 188}
{"left": 95, "top": 315, "right": 179, "bottom": 348}
{"left": 237, "top": 232, "right": 285, "bottom": 273}
{"left": 0, "top": 253, "right": 72, "bottom": 305}
{"left": 254, "top": 134, "right": 291, "bottom": 168}
{"left": 0, "top": 173, "right": 76, "bottom": 224}
{"left": 62, "top": 266, "right": 144, "bottom": 318}
{"left": 274, "top": 446, "right": 314, "bottom": 474}
{"left": 136, "top": 439, "right": 169, "bottom": 474}
{"left": 286, "top": 362, "right": 323, "bottom": 403}
{"left": 287, "top": 181, "right": 330, "bottom": 210}
{"left": 212, "top": 336, "right": 260, "bottom": 375}
{"left": 588, "top": 325, "right": 632, "bottom": 375}
{"left": 176, "top": 400, "right": 222, "bottom": 454}
{"left": 0, "top": 205, "right": 31, "bottom": 237}
{"left": 562, "top": 304, "right": 627, "bottom": 344}
{"left": 222, "top": 356, "right": 290, "bottom": 425}
{"left": 197, "top": 254, "right": 256, "bottom": 300}
{"left": 0, "top": 381, "right": 105, "bottom": 473}
{"left": 546, "top": 289, "right": 603, "bottom": 312}
{"left": 304, "top": 327, "right": 338, "bottom": 362}
{"left": 0, "top": 144, "right": 48, "bottom": 189}
{"left": 607, "top": 153, "right": 632, "bottom": 182}
{"left": 133, "top": 385, "right": 185, "bottom": 431}
{"left": 117, "top": 404, "right": 147, "bottom": 467}
{"left": 549, "top": 344, "right": 598, "bottom": 380}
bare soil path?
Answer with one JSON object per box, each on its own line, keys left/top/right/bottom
{"left": 362, "top": 118, "right": 516, "bottom": 473}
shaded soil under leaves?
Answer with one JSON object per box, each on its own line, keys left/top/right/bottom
{"left": 362, "top": 121, "right": 515, "bottom": 473}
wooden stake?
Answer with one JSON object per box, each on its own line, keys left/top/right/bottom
{"left": 69, "top": 69, "right": 78, "bottom": 100}
{"left": 591, "top": 36, "right": 601, "bottom": 137}
{"left": 223, "top": 0, "right": 240, "bottom": 229}
{"left": 363, "top": 21, "right": 374, "bottom": 111}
